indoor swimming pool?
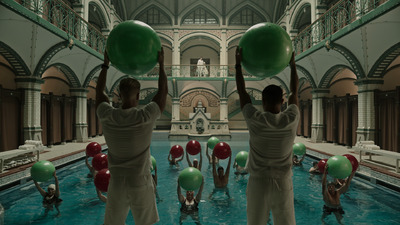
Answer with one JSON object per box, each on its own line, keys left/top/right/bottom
{"left": 1, "top": 134, "right": 400, "bottom": 224}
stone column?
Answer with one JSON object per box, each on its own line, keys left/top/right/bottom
{"left": 219, "top": 98, "right": 228, "bottom": 121}
{"left": 355, "top": 79, "right": 383, "bottom": 143}
{"left": 172, "top": 29, "right": 181, "bottom": 77}
{"left": 70, "top": 88, "right": 88, "bottom": 142}
{"left": 219, "top": 29, "right": 228, "bottom": 77}
{"left": 311, "top": 89, "right": 329, "bottom": 143}
{"left": 16, "top": 77, "right": 43, "bottom": 142}
{"left": 171, "top": 98, "right": 180, "bottom": 121}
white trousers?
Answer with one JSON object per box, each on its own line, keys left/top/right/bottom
{"left": 247, "top": 175, "right": 295, "bottom": 225}
{"left": 104, "top": 174, "right": 159, "bottom": 225}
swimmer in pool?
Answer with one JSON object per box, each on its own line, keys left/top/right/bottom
{"left": 309, "top": 161, "right": 321, "bottom": 174}
{"left": 85, "top": 155, "right": 95, "bottom": 178}
{"left": 168, "top": 152, "right": 184, "bottom": 167}
{"left": 206, "top": 145, "right": 219, "bottom": 165}
{"left": 33, "top": 171, "right": 62, "bottom": 216}
{"left": 292, "top": 154, "right": 305, "bottom": 166}
{"left": 178, "top": 178, "right": 204, "bottom": 225}
{"left": 233, "top": 161, "right": 248, "bottom": 176}
{"left": 186, "top": 150, "right": 203, "bottom": 171}
{"left": 321, "top": 164, "right": 355, "bottom": 224}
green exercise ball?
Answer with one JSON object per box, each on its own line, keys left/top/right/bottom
{"left": 207, "top": 136, "right": 220, "bottom": 150}
{"left": 239, "top": 22, "right": 293, "bottom": 77}
{"left": 151, "top": 156, "right": 156, "bottom": 172}
{"left": 327, "top": 155, "right": 352, "bottom": 179}
{"left": 178, "top": 167, "right": 203, "bottom": 191}
{"left": 30, "top": 161, "right": 55, "bottom": 182}
{"left": 293, "top": 143, "right": 306, "bottom": 155}
{"left": 106, "top": 20, "right": 161, "bottom": 75}
{"left": 235, "top": 151, "right": 249, "bottom": 167}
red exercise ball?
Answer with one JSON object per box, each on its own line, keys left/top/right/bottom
{"left": 213, "top": 142, "right": 231, "bottom": 160}
{"left": 170, "top": 145, "right": 184, "bottom": 158}
{"left": 86, "top": 142, "right": 101, "bottom": 157}
{"left": 318, "top": 159, "right": 328, "bottom": 173}
{"left": 92, "top": 153, "right": 108, "bottom": 171}
{"left": 186, "top": 140, "right": 201, "bottom": 155}
{"left": 94, "top": 169, "right": 110, "bottom": 192}
{"left": 343, "top": 154, "right": 359, "bottom": 172}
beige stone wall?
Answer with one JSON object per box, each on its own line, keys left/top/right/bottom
{"left": 179, "top": 89, "right": 220, "bottom": 120}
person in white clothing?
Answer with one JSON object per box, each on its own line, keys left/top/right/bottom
{"left": 96, "top": 48, "right": 167, "bottom": 225}
{"left": 235, "top": 47, "right": 299, "bottom": 225}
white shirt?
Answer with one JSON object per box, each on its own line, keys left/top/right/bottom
{"left": 242, "top": 103, "right": 300, "bottom": 178}
{"left": 97, "top": 102, "right": 161, "bottom": 176}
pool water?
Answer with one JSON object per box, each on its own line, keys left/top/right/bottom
{"left": 1, "top": 136, "right": 400, "bottom": 225}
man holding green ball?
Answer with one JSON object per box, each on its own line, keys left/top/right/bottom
{"left": 96, "top": 47, "right": 167, "bottom": 225}
{"left": 235, "top": 47, "right": 299, "bottom": 225}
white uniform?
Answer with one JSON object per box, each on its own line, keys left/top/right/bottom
{"left": 243, "top": 103, "right": 299, "bottom": 225}
{"left": 97, "top": 101, "right": 161, "bottom": 225}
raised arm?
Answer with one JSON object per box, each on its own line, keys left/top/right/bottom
{"left": 176, "top": 154, "right": 184, "bottom": 162}
{"left": 339, "top": 171, "right": 355, "bottom": 194}
{"left": 322, "top": 164, "right": 328, "bottom": 195}
{"left": 195, "top": 178, "right": 205, "bottom": 202}
{"left": 154, "top": 166, "right": 158, "bottom": 186}
{"left": 54, "top": 171, "right": 60, "bottom": 198}
{"left": 85, "top": 155, "right": 95, "bottom": 175}
{"left": 186, "top": 151, "right": 193, "bottom": 167}
{"left": 299, "top": 154, "right": 306, "bottom": 163}
{"left": 199, "top": 150, "right": 203, "bottom": 171}
{"left": 225, "top": 154, "right": 232, "bottom": 177}
{"left": 168, "top": 153, "right": 172, "bottom": 162}
{"left": 235, "top": 47, "right": 252, "bottom": 109}
{"left": 288, "top": 52, "right": 299, "bottom": 106}
{"left": 177, "top": 180, "right": 185, "bottom": 203}
{"left": 96, "top": 188, "right": 107, "bottom": 203}
{"left": 96, "top": 51, "right": 110, "bottom": 109}
{"left": 212, "top": 154, "right": 217, "bottom": 178}
{"left": 33, "top": 180, "right": 47, "bottom": 197}
{"left": 206, "top": 146, "right": 212, "bottom": 162}
{"left": 152, "top": 48, "right": 168, "bottom": 112}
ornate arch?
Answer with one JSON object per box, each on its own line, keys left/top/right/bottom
{"left": 226, "top": 2, "right": 271, "bottom": 23}
{"left": 329, "top": 43, "right": 366, "bottom": 79}
{"left": 33, "top": 41, "right": 69, "bottom": 78}
{"left": 45, "top": 63, "right": 81, "bottom": 88}
{"left": 228, "top": 5, "right": 267, "bottom": 26}
{"left": 296, "top": 64, "right": 317, "bottom": 88}
{"left": 291, "top": 2, "right": 311, "bottom": 30}
{"left": 180, "top": 88, "right": 220, "bottom": 107}
{"left": 129, "top": 2, "right": 174, "bottom": 24}
{"left": 88, "top": 1, "right": 110, "bottom": 29}
{"left": 179, "top": 32, "right": 221, "bottom": 46}
{"left": 134, "top": 5, "right": 172, "bottom": 25}
{"left": 318, "top": 64, "right": 354, "bottom": 89}
{"left": 227, "top": 32, "right": 245, "bottom": 46}
{"left": 180, "top": 1, "right": 221, "bottom": 25}
{"left": 0, "top": 41, "right": 31, "bottom": 76}
{"left": 368, "top": 42, "right": 400, "bottom": 78}
{"left": 83, "top": 65, "right": 102, "bottom": 88}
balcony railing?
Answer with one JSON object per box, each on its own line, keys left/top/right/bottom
{"left": 142, "top": 64, "right": 255, "bottom": 78}
{"left": 293, "top": 0, "right": 388, "bottom": 54}
{"left": 19, "top": 0, "right": 106, "bottom": 53}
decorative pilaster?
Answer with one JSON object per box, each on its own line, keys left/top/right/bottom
{"left": 311, "top": 89, "right": 329, "bottom": 143}
{"left": 220, "top": 98, "right": 228, "bottom": 121}
{"left": 16, "top": 77, "right": 43, "bottom": 143}
{"left": 219, "top": 29, "right": 228, "bottom": 77}
{"left": 172, "top": 98, "right": 180, "bottom": 121}
{"left": 70, "top": 88, "right": 88, "bottom": 142}
{"left": 355, "top": 79, "right": 383, "bottom": 143}
{"left": 172, "top": 29, "right": 181, "bottom": 77}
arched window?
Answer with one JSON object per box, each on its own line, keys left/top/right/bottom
{"left": 229, "top": 7, "right": 265, "bottom": 25}
{"left": 135, "top": 7, "right": 171, "bottom": 25}
{"left": 182, "top": 7, "right": 218, "bottom": 25}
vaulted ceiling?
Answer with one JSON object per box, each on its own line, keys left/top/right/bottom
{"left": 111, "top": 0, "right": 289, "bottom": 24}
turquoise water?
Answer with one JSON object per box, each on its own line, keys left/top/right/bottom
{"left": 1, "top": 135, "right": 400, "bottom": 224}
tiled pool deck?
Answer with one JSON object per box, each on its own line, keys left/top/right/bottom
{"left": 1, "top": 131, "right": 399, "bottom": 191}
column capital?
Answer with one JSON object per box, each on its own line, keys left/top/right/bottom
{"left": 70, "top": 88, "right": 89, "bottom": 97}
{"left": 355, "top": 78, "right": 383, "bottom": 92}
